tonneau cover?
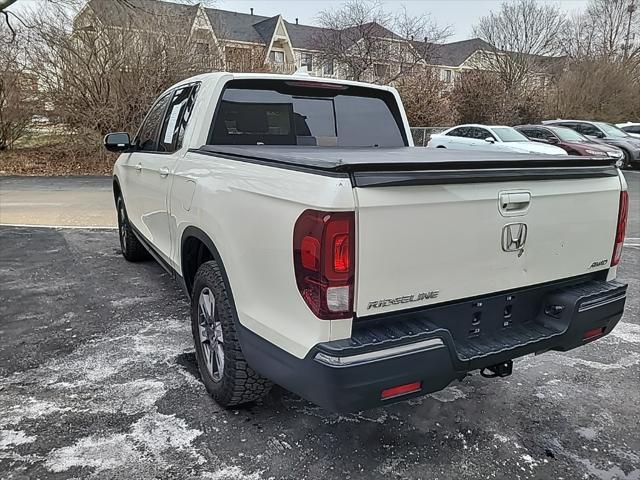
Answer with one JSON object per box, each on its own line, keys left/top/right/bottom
{"left": 195, "top": 145, "right": 616, "bottom": 172}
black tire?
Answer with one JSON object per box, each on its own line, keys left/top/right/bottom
{"left": 191, "top": 260, "right": 272, "bottom": 407}
{"left": 116, "top": 196, "right": 149, "bottom": 262}
{"left": 620, "top": 149, "right": 632, "bottom": 169}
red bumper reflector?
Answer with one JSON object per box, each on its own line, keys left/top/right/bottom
{"left": 583, "top": 327, "right": 606, "bottom": 341}
{"left": 381, "top": 381, "right": 422, "bottom": 400}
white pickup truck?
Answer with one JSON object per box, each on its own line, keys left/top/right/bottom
{"left": 105, "top": 72, "right": 629, "bottom": 412}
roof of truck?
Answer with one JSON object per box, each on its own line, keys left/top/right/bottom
{"left": 171, "top": 71, "right": 395, "bottom": 93}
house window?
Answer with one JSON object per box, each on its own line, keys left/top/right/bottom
{"left": 323, "top": 59, "right": 334, "bottom": 75}
{"left": 269, "top": 51, "right": 285, "bottom": 64}
{"left": 300, "top": 52, "right": 313, "bottom": 71}
{"left": 444, "top": 69, "right": 452, "bottom": 83}
{"left": 374, "top": 63, "right": 389, "bottom": 78}
{"left": 194, "top": 42, "right": 210, "bottom": 55}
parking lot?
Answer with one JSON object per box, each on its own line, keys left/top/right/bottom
{"left": 1, "top": 172, "right": 639, "bottom": 480}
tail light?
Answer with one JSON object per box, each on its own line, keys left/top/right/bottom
{"left": 381, "top": 381, "right": 422, "bottom": 400}
{"left": 611, "top": 191, "right": 629, "bottom": 266}
{"left": 293, "top": 210, "right": 355, "bottom": 319}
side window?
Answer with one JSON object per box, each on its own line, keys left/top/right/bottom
{"left": 447, "top": 127, "right": 467, "bottom": 137}
{"left": 137, "top": 93, "right": 172, "bottom": 152}
{"left": 576, "top": 123, "right": 599, "bottom": 137}
{"left": 472, "top": 127, "right": 492, "bottom": 140}
{"left": 158, "top": 85, "right": 199, "bottom": 153}
{"left": 520, "top": 128, "right": 539, "bottom": 139}
{"left": 529, "top": 128, "right": 554, "bottom": 141}
{"left": 625, "top": 125, "right": 640, "bottom": 134}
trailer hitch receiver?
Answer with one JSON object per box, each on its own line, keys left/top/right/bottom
{"left": 480, "top": 360, "right": 513, "bottom": 378}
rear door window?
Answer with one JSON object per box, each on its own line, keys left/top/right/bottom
{"left": 209, "top": 79, "right": 406, "bottom": 147}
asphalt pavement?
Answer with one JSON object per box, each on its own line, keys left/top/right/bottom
{"left": 0, "top": 172, "right": 639, "bottom": 480}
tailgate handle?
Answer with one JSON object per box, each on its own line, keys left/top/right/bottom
{"left": 499, "top": 192, "right": 531, "bottom": 215}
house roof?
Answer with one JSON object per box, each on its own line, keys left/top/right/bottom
{"left": 413, "top": 38, "right": 495, "bottom": 67}
{"left": 84, "top": 0, "right": 560, "bottom": 69}
{"left": 86, "top": 0, "right": 198, "bottom": 35}
{"left": 252, "top": 15, "right": 280, "bottom": 44}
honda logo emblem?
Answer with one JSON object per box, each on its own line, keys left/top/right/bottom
{"left": 502, "top": 223, "right": 527, "bottom": 255}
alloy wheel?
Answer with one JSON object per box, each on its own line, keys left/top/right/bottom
{"left": 198, "top": 287, "right": 224, "bottom": 382}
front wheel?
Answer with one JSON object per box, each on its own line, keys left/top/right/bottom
{"left": 191, "top": 261, "right": 272, "bottom": 407}
{"left": 116, "top": 196, "right": 149, "bottom": 262}
{"left": 620, "top": 150, "right": 633, "bottom": 169}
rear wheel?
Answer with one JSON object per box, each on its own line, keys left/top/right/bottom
{"left": 116, "top": 196, "right": 149, "bottom": 262}
{"left": 191, "top": 261, "right": 272, "bottom": 407}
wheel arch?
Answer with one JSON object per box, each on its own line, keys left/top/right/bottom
{"left": 180, "top": 226, "right": 230, "bottom": 297}
{"left": 113, "top": 175, "right": 122, "bottom": 205}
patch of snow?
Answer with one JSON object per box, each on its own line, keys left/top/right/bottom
{"left": 45, "top": 412, "right": 203, "bottom": 474}
{"left": 429, "top": 385, "right": 467, "bottom": 403}
{"left": 609, "top": 322, "right": 640, "bottom": 344}
{"left": 0, "top": 430, "right": 37, "bottom": 450}
{"left": 202, "top": 466, "right": 264, "bottom": 480}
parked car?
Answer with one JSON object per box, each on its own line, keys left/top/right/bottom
{"left": 428, "top": 124, "right": 568, "bottom": 155}
{"left": 104, "top": 72, "right": 629, "bottom": 413}
{"left": 515, "top": 125, "right": 624, "bottom": 163}
{"left": 543, "top": 120, "right": 640, "bottom": 168}
{"left": 616, "top": 122, "right": 640, "bottom": 139}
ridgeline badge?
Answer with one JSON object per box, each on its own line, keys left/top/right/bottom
{"left": 367, "top": 291, "right": 440, "bottom": 310}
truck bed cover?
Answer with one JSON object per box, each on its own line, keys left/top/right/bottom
{"left": 193, "top": 146, "right": 618, "bottom": 186}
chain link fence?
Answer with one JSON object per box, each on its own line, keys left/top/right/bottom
{"left": 410, "top": 127, "right": 449, "bottom": 147}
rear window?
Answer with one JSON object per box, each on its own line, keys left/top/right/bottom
{"left": 208, "top": 79, "right": 406, "bottom": 147}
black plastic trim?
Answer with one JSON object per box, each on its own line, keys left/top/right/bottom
{"left": 236, "top": 278, "right": 627, "bottom": 413}
{"left": 351, "top": 166, "right": 619, "bottom": 187}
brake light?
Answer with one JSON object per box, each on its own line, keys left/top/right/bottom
{"left": 381, "top": 381, "right": 422, "bottom": 400}
{"left": 293, "top": 210, "right": 355, "bottom": 319}
{"left": 611, "top": 191, "right": 629, "bottom": 266}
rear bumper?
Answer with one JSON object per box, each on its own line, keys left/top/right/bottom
{"left": 238, "top": 279, "right": 627, "bottom": 413}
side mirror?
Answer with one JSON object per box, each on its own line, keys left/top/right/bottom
{"left": 547, "top": 137, "right": 559, "bottom": 144}
{"left": 104, "top": 132, "right": 132, "bottom": 152}
{"left": 484, "top": 137, "right": 495, "bottom": 144}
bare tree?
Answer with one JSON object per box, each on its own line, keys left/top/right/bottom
{"left": 28, "top": 5, "right": 224, "bottom": 135}
{"left": 313, "top": 0, "right": 449, "bottom": 84}
{"left": 473, "top": 0, "right": 567, "bottom": 89}
{"left": 563, "top": 0, "right": 639, "bottom": 64}
{"left": 0, "top": 21, "right": 36, "bottom": 149}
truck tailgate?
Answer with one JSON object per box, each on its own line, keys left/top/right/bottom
{"left": 354, "top": 176, "right": 621, "bottom": 317}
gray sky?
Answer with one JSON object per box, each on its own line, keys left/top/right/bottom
{"left": 10, "top": 0, "right": 589, "bottom": 41}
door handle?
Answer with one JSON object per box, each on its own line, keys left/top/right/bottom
{"left": 134, "top": 163, "right": 142, "bottom": 172}
{"left": 499, "top": 191, "right": 531, "bottom": 216}
{"left": 159, "top": 167, "right": 170, "bottom": 178}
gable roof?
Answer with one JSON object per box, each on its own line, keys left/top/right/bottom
{"left": 252, "top": 15, "right": 280, "bottom": 44}
{"left": 415, "top": 38, "right": 495, "bottom": 67}
{"left": 86, "top": 0, "right": 197, "bottom": 35}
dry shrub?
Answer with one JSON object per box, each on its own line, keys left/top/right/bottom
{"left": 396, "top": 68, "right": 455, "bottom": 126}
{"left": 548, "top": 60, "right": 640, "bottom": 122}
{"left": 449, "top": 70, "right": 547, "bottom": 125}
{"left": 0, "top": 128, "right": 117, "bottom": 176}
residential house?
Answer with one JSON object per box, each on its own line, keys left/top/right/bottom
{"left": 74, "top": 0, "right": 558, "bottom": 85}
